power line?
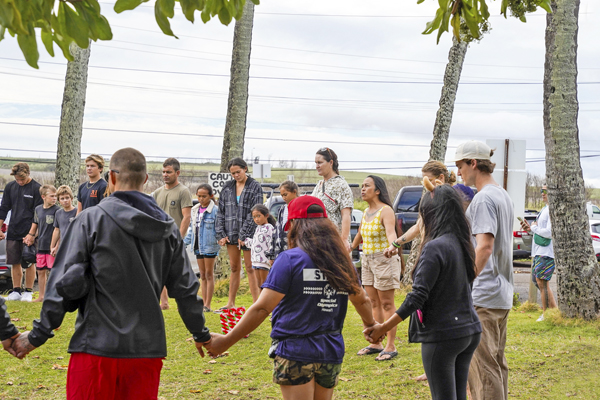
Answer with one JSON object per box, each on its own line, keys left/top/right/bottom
{"left": 0, "top": 121, "right": 442, "bottom": 148}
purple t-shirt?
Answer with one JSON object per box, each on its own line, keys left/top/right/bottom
{"left": 262, "top": 247, "right": 349, "bottom": 364}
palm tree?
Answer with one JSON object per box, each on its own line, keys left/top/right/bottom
{"left": 55, "top": 42, "right": 92, "bottom": 191}
{"left": 542, "top": 0, "right": 600, "bottom": 319}
{"left": 402, "top": 38, "right": 468, "bottom": 285}
{"left": 219, "top": 0, "right": 255, "bottom": 171}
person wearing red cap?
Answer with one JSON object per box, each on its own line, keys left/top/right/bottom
{"left": 205, "top": 196, "right": 377, "bottom": 400}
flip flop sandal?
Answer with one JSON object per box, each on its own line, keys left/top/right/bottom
{"left": 357, "top": 346, "right": 383, "bottom": 356}
{"left": 203, "top": 306, "right": 212, "bottom": 313}
{"left": 213, "top": 306, "right": 229, "bottom": 313}
{"left": 376, "top": 350, "right": 398, "bottom": 361}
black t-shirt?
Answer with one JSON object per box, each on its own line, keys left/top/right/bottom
{"left": 34, "top": 204, "right": 60, "bottom": 252}
{"left": 53, "top": 208, "right": 77, "bottom": 241}
{"left": 78, "top": 179, "right": 108, "bottom": 210}
{"left": 0, "top": 179, "right": 43, "bottom": 240}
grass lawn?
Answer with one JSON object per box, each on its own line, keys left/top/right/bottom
{"left": 1, "top": 287, "right": 599, "bottom": 400}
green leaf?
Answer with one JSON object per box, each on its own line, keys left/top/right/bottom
{"left": 54, "top": 34, "right": 75, "bottom": 61}
{"left": 461, "top": 7, "right": 480, "bottom": 37}
{"left": 86, "top": 0, "right": 101, "bottom": 14}
{"left": 159, "top": 0, "right": 175, "bottom": 18}
{"left": 92, "top": 13, "right": 112, "bottom": 40}
{"left": 0, "top": 1, "right": 15, "bottom": 28}
{"left": 114, "top": 0, "right": 145, "bottom": 13}
{"left": 250, "top": 0, "right": 259, "bottom": 4}
{"left": 417, "top": 0, "right": 425, "bottom": 3}
{"left": 74, "top": 2, "right": 98, "bottom": 40}
{"left": 41, "top": 29, "right": 54, "bottom": 56}
{"left": 62, "top": 3, "right": 90, "bottom": 48}
{"left": 217, "top": 6, "right": 232, "bottom": 25}
{"left": 480, "top": 0, "right": 490, "bottom": 19}
{"left": 200, "top": 9, "right": 211, "bottom": 23}
{"left": 537, "top": 0, "right": 552, "bottom": 14}
{"left": 0, "top": 26, "right": 5, "bottom": 41}
{"left": 450, "top": 12, "right": 461, "bottom": 41}
{"left": 154, "top": 0, "right": 177, "bottom": 37}
{"left": 17, "top": 25, "right": 39, "bottom": 68}
{"left": 179, "top": 0, "right": 197, "bottom": 22}
{"left": 422, "top": 8, "right": 444, "bottom": 35}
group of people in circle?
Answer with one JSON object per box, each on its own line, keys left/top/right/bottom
{"left": 186, "top": 146, "right": 483, "bottom": 400}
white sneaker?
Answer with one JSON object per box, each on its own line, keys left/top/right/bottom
{"left": 536, "top": 314, "right": 545, "bottom": 322}
{"left": 20, "top": 291, "right": 33, "bottom": 302}
{"left": 7, "top": 291, "right": 22, "bottom": 301}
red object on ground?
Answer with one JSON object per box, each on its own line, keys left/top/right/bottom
{"left": 66, "top": 353, "right": 162, "bottom": 400}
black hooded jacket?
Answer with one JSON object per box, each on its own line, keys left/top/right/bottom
{"left": 28, "top": 192, "right": 210, "bottom": 357}
{"left": 0, "top": 297, "right": 18, "bottom": 341}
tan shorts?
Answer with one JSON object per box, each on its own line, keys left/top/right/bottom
{"left": 361, "top": 252, "right": 400, "bottom": 291}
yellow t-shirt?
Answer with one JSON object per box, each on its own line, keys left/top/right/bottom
{"left": 360, "top": 206, "right": 391, "bottom": 255}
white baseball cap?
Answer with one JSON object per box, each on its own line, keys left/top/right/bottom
{"left": 452, "top": 141, "right": 492, "bottom": 162}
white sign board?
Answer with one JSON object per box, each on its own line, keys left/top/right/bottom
{"left": 252, "top": 163, "right": 271, "bottom": 179}
{"left": 487, "top": 139, "right": 527, "bottom": 231}
{"left": 208, "top": 172, "right": 233, "bottom": 199}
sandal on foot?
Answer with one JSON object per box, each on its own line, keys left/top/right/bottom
{"left": 376, "top": 350, "right": 398, "bottom": 361}
{"left": 357, "top": 346, "right": 383, "bottom": 356}
{"left": 213, "top": 306, "right": 229, "bottom": 313}
{"left": 203, "top": 306, "right": 212, "bottom": 313}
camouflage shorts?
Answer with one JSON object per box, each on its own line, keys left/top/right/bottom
{"left": 273, "top": 356, "right": 342, "bottom": 389}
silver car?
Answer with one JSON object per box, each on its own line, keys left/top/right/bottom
{"left": 589, "top": 220, "right": 600, "bottom": 261}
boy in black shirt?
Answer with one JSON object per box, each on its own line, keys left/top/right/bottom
{"left": 77, "top": 154, "right": 107, "bottom": 214}
{"left": 24, "top": 185, "right": 59, "bottom": 302}
{"left": 0, "top": 163, "right": 42, "bottom": 302}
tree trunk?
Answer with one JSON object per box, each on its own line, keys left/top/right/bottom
{"left": 219, "top": 0, "right": 255, "bottom": 172}
{"left": 54, "top": 42, "right": 91, "bottom": 193}
{"left": 402, "top": 38, "right": 468, "bottom": 286}
{"left": 543, "top": 0, "right": 600, "bottom": 319}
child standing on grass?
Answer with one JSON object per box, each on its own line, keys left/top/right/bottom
{"left": 190, "top": 184, "right": 220, "bottom": 313}
{"left": 245, "top": 204, "right": 275, "bottom": 290}
{"left": 50, "top": 185, "right": 77, "bottom": 257}
{"left": 23, "top": 185, "right": 59, "bottom": 303}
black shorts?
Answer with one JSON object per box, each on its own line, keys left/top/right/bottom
{"left": 227, "top": 243, "right": 250, "bottom": 252}
{"left": 196, "top": 254, "right": 218, "bottom": 259}
{"left": 6, "top": 239, "right": 24, "bottom": 265}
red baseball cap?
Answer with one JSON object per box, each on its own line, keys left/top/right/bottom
{"left": 284, "top": 196, "right": 328, "bottom": 231}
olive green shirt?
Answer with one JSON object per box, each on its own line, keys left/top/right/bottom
{"left": 152, "top": 183, "right": 193, "bottom": 229}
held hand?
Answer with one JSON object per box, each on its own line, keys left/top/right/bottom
{"left": 195, "top": 338, "right": 211, "bottom": 358}
{"left": 12, "top": 331, "right": 36, "bottom": 359}
{"left": 0, "top": 231, "right": 5, "bottom": 241}
{"left": 363, "top": 323, "right": 387, "bottom": 344}
{"left": 218, "top": 237, "right": 229, "bottom": 246}
{"left": 206, "top": 332, "right": 230, "bottom": 358}
{"left": 238, "top": 239, "right": 245, "bottom": 249}
{"left": 50, "top": 246, "right": 57, "bottom": 257}
{"left": 23, "top": 235, "right": 32, "bottom": 247}
{"left": 2, "top": 333, "right": 20, "bottom": 357}
{"left": 383, "top": 245, "right": 398, "bottom": 258}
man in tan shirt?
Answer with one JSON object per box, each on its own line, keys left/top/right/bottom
{"left": 152, "top": 158, "right": 193, "bottom": 310}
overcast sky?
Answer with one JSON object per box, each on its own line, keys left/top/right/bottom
{"left": 0, "top": 0, "right": 598, "bottom": 186}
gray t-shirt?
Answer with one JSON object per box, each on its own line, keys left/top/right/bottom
{"left": 53, "top": 208, "right": 77, "bottom": 241}
{"left": 466, "top": 184, "right": 514, "bottom": 309}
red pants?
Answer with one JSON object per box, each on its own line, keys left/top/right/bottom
{"left": 67, "top": 353, "right": 163, "bottom": 400}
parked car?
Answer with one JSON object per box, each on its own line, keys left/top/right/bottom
{"left": 589, "top": 220, "right": 600, "bottom": 261}
{"left": 392, "top": 186, "right": 422, "bottom": 252}
{"left": 587, "top": 202, "right": 600, "bottom": 221}
{"left": 0, "top": 210, "right": 11, "bottom": 288}
{"left": 513, "top": 210, "right": 538, "bottom": 259}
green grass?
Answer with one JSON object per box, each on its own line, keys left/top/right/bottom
{"left": 2, "top": 287, "right": 600, "bottom": 399}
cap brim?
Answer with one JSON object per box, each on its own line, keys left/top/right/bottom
{"left": 284, "top": 220, "right": 292, "bottom": 232}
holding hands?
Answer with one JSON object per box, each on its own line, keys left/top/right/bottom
{"left": 203, "top": 332, "right": 230, "bottom": 358}
{"left": 2, "top": 331, "right": 37, "bottom": 359}
{"left": 363, "top": 323, "right": 388, "bottom": 345}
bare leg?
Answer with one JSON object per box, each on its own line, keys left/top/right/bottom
{"left": 375, "top": 288, "right": 397, "bottom": 359}
{"left": 197, "top": 258, "right": 207, "bottom": 305}
{"left": 11, "top": 264, "right": 23, "bottom": 289}
{"left": 160, "top": 287, "right": 169, "bottom": 310}
{"left": 203, "top": 258, "right": 215, "bottom": 310}
{"left": 537, "top": 278, "right": 549, "bottom": 312}
{"left": 34, "top": 270, "right": 47, "bottom": 302}
{"left": 255, "top": 269, "right": 269, "bottom": 290}
{"left": 227, "top": 245, "right": 242, "bottom": 309}
{"left": 546, "top": 284, "right": 557, "bottom": 309}
{"left": 280, "top": 379, "right": 315, "bottom": 400}
{"left": 358, "top": 285, "right": 384, "bottom": 353}
{"left": 243, "top": 249, "right": 260, "bottom": 303}
{"left": 25, "top": 266, "right": 36, "bottom": 289}
{"left": 314, "top": 382, "right": 335, "bottom": 400}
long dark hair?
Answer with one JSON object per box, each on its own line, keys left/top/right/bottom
{"left": 227, "top": 157, "right": 248, "bottom": 171}
{"left": 251, "top": 204, "right": 277, "bottom": 226}
{"left": 288, "top": 204, "right": 360, "bottom": 294}
{"left": 316, "top": 147, "right": 340, "bottom": 175}
{"left": 367, "top": 175, "right": 401, "bottom": 236}
{"left": 414, "top": 184, "right": 475, "bottom": 282}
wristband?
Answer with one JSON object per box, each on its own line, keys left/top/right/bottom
{"left": 27, "top": 233, "right": 34, "bottom": 237}
{"left": 392, "top": 241, "right": 402, "bottom": 249}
